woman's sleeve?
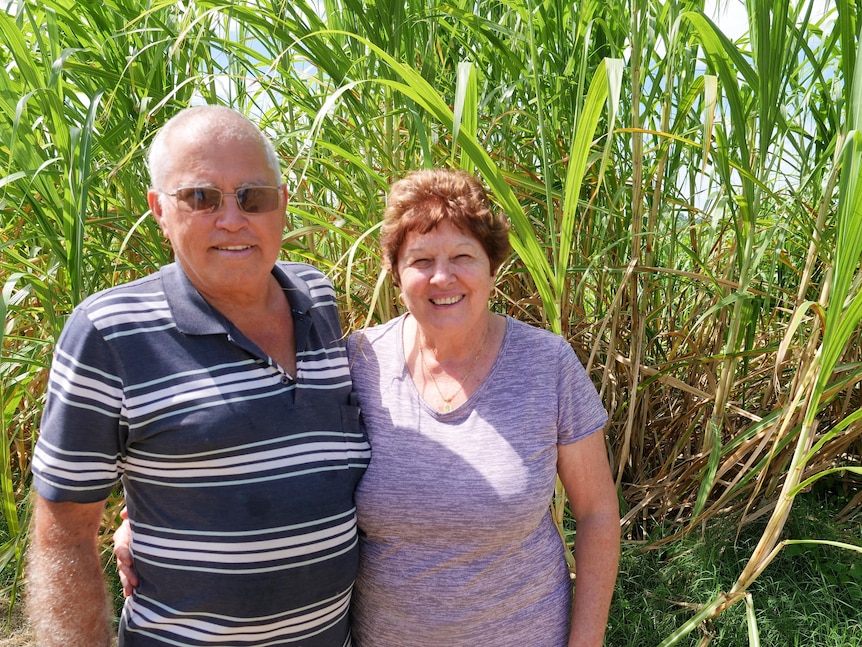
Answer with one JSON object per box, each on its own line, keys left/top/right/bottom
{"left": 556, "top": 338, "right": 608, "bottom": 445}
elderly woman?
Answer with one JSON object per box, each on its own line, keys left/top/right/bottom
{"left": 115, "top": 168, "right": 619, "bottom": 646}
{"left": 347, "top": 169, "right": 619, "bottom": 646}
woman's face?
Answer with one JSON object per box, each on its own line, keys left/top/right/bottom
{"left": 396, "top": 219, "right": 494, "bottom": 337}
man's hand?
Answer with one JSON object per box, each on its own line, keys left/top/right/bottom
{"left": 114, "top": 507, "right": 139, "bottom": 597}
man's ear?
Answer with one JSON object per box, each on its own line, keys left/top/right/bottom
{"left": 148, "top": 190, "right": 166, "bottom": 230}
{"left": 279, "top": 184, "right": 289, "bottom": 226}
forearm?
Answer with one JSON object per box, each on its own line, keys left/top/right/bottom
{"left": 567, "top": 511, "right": 620, "bottom": 647}
{"left": 26, "top": 497, "right": 113, "bottom": 647}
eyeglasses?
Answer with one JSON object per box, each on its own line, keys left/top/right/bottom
{"left": 163, "top": 186, "right": 282, "bottom": 215}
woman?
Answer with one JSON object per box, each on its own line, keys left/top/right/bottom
{"left": 347, "top": 169, "right": 618, "bottom": 646}
{"left": 115, "top": 169, "right": 619, "bottom": 646}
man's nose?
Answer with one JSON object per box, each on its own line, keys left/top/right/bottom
{"left": 214, "top": 194, "right": 248, "bottom": 229}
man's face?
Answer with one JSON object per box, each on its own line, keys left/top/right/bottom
{"left": 148, "top": 128, "right": 287, "bottom": 305}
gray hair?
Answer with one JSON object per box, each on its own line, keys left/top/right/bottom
{"left": 146, "top": 105, "right": 282, "bottom": 190}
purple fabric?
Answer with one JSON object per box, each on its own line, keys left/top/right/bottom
{"left": 347, "top": 314, "right": 607, "bottom": 646}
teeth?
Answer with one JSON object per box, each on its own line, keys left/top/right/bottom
{"left": 432, "top": 295, "right": 462, "bottom": 305}
{"left": 219, "top": 245, "right": 250, "bottom": 251}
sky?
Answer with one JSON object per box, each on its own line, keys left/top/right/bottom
{"left": 706, "top": 0, "right": 833, "bottom": 41}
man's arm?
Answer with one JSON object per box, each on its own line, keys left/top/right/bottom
{"left": 26, "top": 493, "right": 113, "bottom": 647}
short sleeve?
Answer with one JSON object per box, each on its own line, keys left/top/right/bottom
{"left": 556, "top": 340, "right": 607, "bottom": 445}
{"left": 31, "top": 306, "right": 125, "bottom": 503}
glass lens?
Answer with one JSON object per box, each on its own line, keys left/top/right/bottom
{"left": 173, "top": 187, "right": 222, "bottom": 213}
{"left": 170, "top": 186, "right": 280, "bottom": 214}
{"left": 236, "top": 187, "right": 280, "bottom": 213}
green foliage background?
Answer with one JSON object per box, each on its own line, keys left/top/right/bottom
{"left": 2, "top": 0, "right": 862, "bottom": 642}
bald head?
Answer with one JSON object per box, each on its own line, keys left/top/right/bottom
{"left": 147, "top": 106, "right": 281, "bottom": 191}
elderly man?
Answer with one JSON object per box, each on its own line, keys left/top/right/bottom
{"left": 27, "top": 105, "right": 370, "bottom": 646}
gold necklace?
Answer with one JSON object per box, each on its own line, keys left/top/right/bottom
{"left": 418, "top": 322, "right": 489, "bottom": 413}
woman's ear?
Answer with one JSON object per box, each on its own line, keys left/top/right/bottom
{"left": 383, "top": 260, "right": 398, "bottom": 287}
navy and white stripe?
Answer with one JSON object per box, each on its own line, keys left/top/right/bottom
{"left": 124, "top": 587, "right": 353, "bottom": 646}
{"left": 33, "top": 261, "right": 370, "bottom": 646}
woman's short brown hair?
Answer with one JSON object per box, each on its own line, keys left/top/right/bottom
{"left": 380, "top": 169, "right": 511, "bottom": 286}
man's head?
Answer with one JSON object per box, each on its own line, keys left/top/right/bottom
{"left": 147, "top": 105, "right": 281, "bottom": 193}
{"left": 146, "top": 106, "right": 288, "bottom": 305}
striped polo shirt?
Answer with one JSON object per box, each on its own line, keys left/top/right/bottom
{"left": 32, "top": 261, "right": 371, "bottom": 646}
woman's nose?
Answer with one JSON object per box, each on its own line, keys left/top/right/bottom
{"left": 430, "top": 260, "right": 454, "bottom": 284}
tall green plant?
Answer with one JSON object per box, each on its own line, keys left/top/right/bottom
{"left": 659, "top": 24, "right": 862, "bottom": 647}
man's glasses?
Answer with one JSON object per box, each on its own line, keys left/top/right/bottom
{"left": 163, "top": 186, "right": 282, "bottom": 215}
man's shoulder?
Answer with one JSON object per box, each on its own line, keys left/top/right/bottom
{"left": 275, "top": 260, "right": 329, "bottom": 285}
{"left": 65, "top": 269, "right": 172, "bottom": 339}
{"left": 77, "top": 269, "right": 166, "bottom": 311}
{"left": 273, "top": 261, "right": 338, "bottom": 317}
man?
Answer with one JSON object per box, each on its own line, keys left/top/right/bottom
{"left": 27, "top": 105, "right": 371, "bottom": 646}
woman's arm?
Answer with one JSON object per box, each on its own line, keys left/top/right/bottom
{"left": 557, "top": 431, "right": 620, "bottom": 647}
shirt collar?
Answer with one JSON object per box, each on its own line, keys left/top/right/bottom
{"left": 163, "top": 262, "right": 313, "bottom": 335}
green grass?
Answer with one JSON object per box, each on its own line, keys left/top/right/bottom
{"left": 608, "top": 490, "right": 862, "bottom": 646}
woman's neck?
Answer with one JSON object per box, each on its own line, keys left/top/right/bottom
{"left": 409, "top": 313, "right": 494, "bottom": 362}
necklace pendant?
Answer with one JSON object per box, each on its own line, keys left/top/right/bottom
{"left": 441, "top": 402, "right": 452, "bottom": 413}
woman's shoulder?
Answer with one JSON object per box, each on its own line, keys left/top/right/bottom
{"left": 504, "top": 316, "right": 569, "bottom": 353}
{"left": 347, "top": 314, "right": 405, "bottom": 356}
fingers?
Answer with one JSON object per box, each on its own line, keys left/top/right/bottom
{"left": 117, "top": 558, "right": 138, "bottom": 597}
{"left": 112, "top": 516, "right": 139, "bottom": 597}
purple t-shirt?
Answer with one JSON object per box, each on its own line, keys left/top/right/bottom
{"left": 347, "top": 314, "right": 607, "bottom": 646}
